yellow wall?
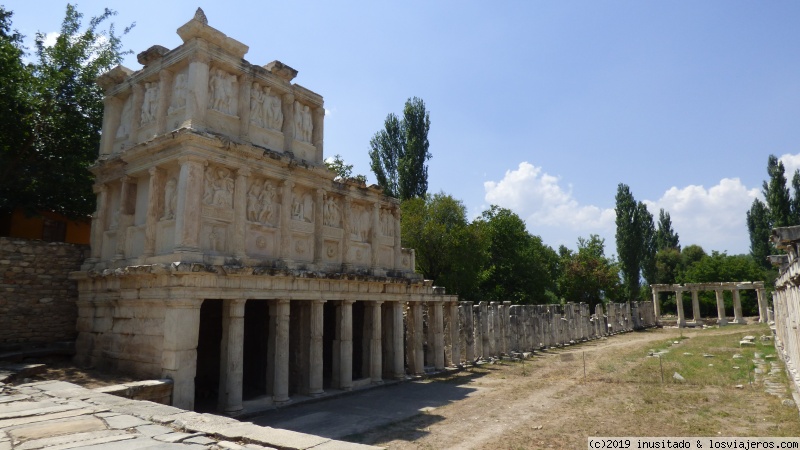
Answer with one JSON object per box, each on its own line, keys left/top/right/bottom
{"left": 5, "top": 209, "right": 90, "bottom": 245}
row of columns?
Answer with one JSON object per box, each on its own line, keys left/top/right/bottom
{"left": 651, "top": 285, "right": 767, "bottom": 328}
{"left": 163, "top": 298, "right": 456, "bottom": 412}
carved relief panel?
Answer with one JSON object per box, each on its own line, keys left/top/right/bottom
{"left": 246, "top": 177, "right": 279, "bottom": 227}
{"left": 349, "top": 202, "right": 371, "bottom": 242}
{"left": 208, "top": 67, "right": 238, "bottom": 116}
{"left": 322, "top": 193, "right": 342, "bottom": 228}
{"left": 115, "top": 95, "right": 133, "bottom": 140}
{"left": 140, "top": 81, "right": 159, "bottom": 126}
{"left": 249, "top": 82, "right": 283, "bottom": 131}
{"left": 291, "top": 187, "right": 314, "bottom": 224}
{"left": 293, "top": 100, "right": 313, "bottom": 143}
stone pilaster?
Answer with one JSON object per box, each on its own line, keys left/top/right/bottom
{"left": 342, "top": 197, "right": 352, "bottom": 269}
{"left": 432, "top": 301, "right": 445, "bottom": 370}
{"left": 128, "top": 83, "right": 144, "bottom": 146}
{"left": 462, "top": 302, "right": 474, "bottom": 364}
{"left": 142, "top": 167, "right": 163, "bottom": 258}
{"left": 100, "top": 96, "right": 122, "bottom": 155}
{"left": 314, "top": 189, "right": 325, "bottom": 264}
{"left": 233, "top": 168, "right": 249, "bottom": 259}
{"left": 757, "top": 288, "right": 768, "bottom": 323}
{"left": 238, "top": 73, "right": 252, "bottom": 139}
{"left": 156, "top": 70, "right": 172, "bottom": 135}
{"left": 312, "top": 105, "right": 324, "bottom": 163}
{"left": 219, "top": 299, "right": 245, "bottom": 415}
{"left": 174, "top": 157, "right": 205, "bottom": 257}
{"left": 279, "top": 181, "right": 294, "bottom": 263}
{"left": 185, "top": 48, "right": 210, "bottom": 129}
{"left": 333, "top": 300, "right": 354, "bottom": 390}
{"left": 652, "top": 287, "right": 660, "bottom": 323}
{"left": 392, "top": 208, "right": 402, "bottom": 270}
{"left": 114, "top": 176, "right": 133, "bottom": 261}
{"left": 281, "top": 93, "right": 295, "bottom": 153}
{"left": 449, "top": 301, "right": 461, "bottom": 366}
{"left": 371, "top": 203, "right": 380, "bottom": 271}
{"left": 408, "top": 302, "right": 424, "bottom": 375}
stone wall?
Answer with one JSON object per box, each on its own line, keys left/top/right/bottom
{"left": 0, "top": 237, "right": 88, "bottom": 345}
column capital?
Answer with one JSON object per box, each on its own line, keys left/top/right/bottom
{"left": 276, "top": 298, "right": 291, "bottom": 306}
{"left": 93, "top": 183, "right": 109, "bottom": 194}
{"left": 148, "top": 166, "right": 164, "bottom": 176}
{"left": 236, "top": 167, "right": 251, "bottom": 178}
{"left": 371, "top": 300, "right": 384, "bottom": 306}
{"left": 341, "top": 299, "right": 356, "bottom": 306}
{"left": 230, "top": 299, "right": 247, "bottom": 317}
{"left": 178, "top": 155, "right": 207, "bottom": 166}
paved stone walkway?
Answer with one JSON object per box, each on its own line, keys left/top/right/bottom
{"left": 0, "top": 380, "right": 380, "bottom": 450}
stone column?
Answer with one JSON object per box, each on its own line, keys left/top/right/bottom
{"left": 186, "top": 48, "right": 210, "bottom": 129}
{"left": 409, "top": 302, "right": 425, "bottom": 375}
{"left": 314, "top": 189, "right": 325, "bottom": 265}
{"left": 502, "top": 301, "right": 512, "bottom": 354}
{"left": 733, "top": 288, "right": 745, "bottom": 324}
{"left": 370, "top": 301, "right": 383, "bottom": 384}
{"left": 89, "top": 185, "right": 109, "bottom": 261}
{"left": 392, "top": 301, "right": 405, "bottom": 379}
{"left": 156, "top": 70, "right": 172, "bottom": 135}
{"left": 715, "top": 289, "right": 728, "bottom": 326}
{"left": 449, "top": 302, "right": 461, "bottom": 366}
{"left": 174, "top": 156, "right": 205, "bottom": 256}
{"left": 312, "top": 105, "right": 324, "bottom": 163}
{"left": 334, "top": 300, "right": 354, "bottom": 390}
{"left": 309, "top": 300, "right": 325, "bottom": 396}
{"left": 757, "top": 288, "right": 768, "bottom": 323}
{"left": 473, "top": 304, "right": 483, "bottom": 359}
{"left": 675, "top": 289, "right": 686, "bottom": 328}
{"left": 142, "top": 167, "right": 163, "bottom": 258}
{"left": 651, "top": 287, "right": 660, "bottom": 322}
{"left": 161, "top": 299, "right": 202, "bottom": 410}
{"left": 431, "top": 301, "right": 445, "bottom": 370}
{"left": 219, "top": 299, "right": 245, "bottom": 415}
{"left": 100, "top": 95, "right": 122, "bottom": 155}
{"left": 279, "top": 181, "right": 294, "bottom": 262}
{"left": 114, "top": 176, "right": 133, "bottom": 260}
{"left": 233, "top": 168, "right": 249, "bottom": 259}
{"left": 462, "top": 301, "right": 474, "bottom": 364}
{"left": 272, "top": 299, "right": 291, "bottom": 404}
{"left": 281, "top": 93, "right": 295, "bottom": 152}
{"left": 480, "top": 302, "right": 490, "bottom": 358}
{"left": 691, "top": 289, "right": 702, "bottom": 326}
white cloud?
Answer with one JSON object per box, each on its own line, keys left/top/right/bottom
{"left": 779, "top": 153, "right": 800, "bottom": 178}
{"left": 484, "top": 162, "right": 759, "bottom": 255}
{"left": 483, "top": 162, "right": 615, "bottom": 240}
{"left": 644, "top": 178, "right": 759, "bottom": 254}
{"left": 41, "top": 32, "right": 59, "bottom": 48}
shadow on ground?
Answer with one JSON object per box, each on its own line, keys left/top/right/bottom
{"left": 248, "top": 370, "right": 488, "bottom": 440}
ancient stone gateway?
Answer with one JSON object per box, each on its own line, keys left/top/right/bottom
{"left": 72, "top": 10, "right": 458, "bottom": 413}
{"left": 650, "top": 282, "right": 767, "bottom": 327}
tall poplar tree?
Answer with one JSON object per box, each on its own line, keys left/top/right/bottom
{"left": 369, "top": 97, "right": 431, "bottom": 200}
{"left": 763, "top": 155, "right": 792, "bottom": 228}
{"left": 615, "top": 184, "right": 641, "bottom": 300}
{"left": 655, "top": 208, "right": 680, "bottom": 250}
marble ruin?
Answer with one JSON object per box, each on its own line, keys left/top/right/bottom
{"left": 73, "top": 10, "right": 655, "bottom": 415}
{"left": 650, "top": 282, "right": 767, "bottom": 327}
{"left": 771, "top": 226, "right": 800, "bottom": 401}
{"left": 73, "top": 10, "right": 458, "bottom": 412}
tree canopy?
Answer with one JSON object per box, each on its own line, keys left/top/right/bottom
{"left": 557, "top": 235, "right": 621, "bottom": 310}
{"left": 0, "top": 4, "right": 131, "bottom": 218}
{"left": 369, "top": 97, "right": 431, "bottom": 200}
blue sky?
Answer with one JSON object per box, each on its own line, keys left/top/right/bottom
{"left": 10, "top": 1, "right": 800, "bottom": 257}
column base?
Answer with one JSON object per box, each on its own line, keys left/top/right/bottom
{"left": 273, "top": 396, "right": 292, "bottom": 406}
{"left": 718, "top": 319, "right": 728, "bottom": 326}
{"left": 223, "top": 407, "right": 244, "bottom": 417}
{"left": 734, "top": 318, "right": 747, "bottom": 324}
{"left": 371, "top": 379, "right": 384, "bottom": 386}
{"left": 308, "top": 390, "right": 325, "bottom": 398}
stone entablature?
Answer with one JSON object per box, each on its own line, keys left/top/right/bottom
{"left": 650, "top": 282, "right": 767, "bottom": 328}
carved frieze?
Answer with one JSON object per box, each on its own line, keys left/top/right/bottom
{"left": 323, "top": 194, "right": 341, "bottom": 228}
{"left": 246, "top": 178, "right": 278, "bottom": 226}
{"left": 249, "top": 83, "right": 283, "bottom": 130}
{"left": 208, "top": 67, "right": 238, "bottom": 116}
{"left": 141, "top": 81, "right": 159, "bottom": 125}
{"left": 168, "top": 72, "right": 188, "bottom": 115}
{"left": 203, "top": 165, "right": 234, "bottom": 209}
{"left": 293, "top": 101, "right": 313, "bottom": 143}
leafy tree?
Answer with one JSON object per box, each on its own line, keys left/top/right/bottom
{"left": 368, "top": 97, "right": 431, "bottom": 200}
{"left": 639, "top": 202, "right": 657, "bottom": 287}
{"left": 400, "top": 193, "right": 486, "bottom": 299}
{"left": 746, "top": 198, "right": 773, "bottom": 269}
{"left": 557, "top": 235, "right": 622, "bottom": 309}
{"left": 324, "top": 154, "right": 367, "bottom": 184}
{"left": 475, "top": 205, "right": 558, "bottom": 304}
{"left": 680, "top": 244, "right": 707, "bottom": 269}
{"left": 615, "top": 184, "right": 643, "bottom": 301}
{"left": 763, "top": 155, "right": 792, "bottom": 228}
{"left": 791, "top": 169, "right": 800, "bottom": 225}
{"left": 679, "top": 251, "right": 768, "bottom": 316}
{"left": 0, "top": 5, "right": 131, "bottom": 218}
{"left": 655, "top": 208, "right": 680, "bottom": 251}
{"left": 655, "top": 247, "right": 682, "bottom": 285}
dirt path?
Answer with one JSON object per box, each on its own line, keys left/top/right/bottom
{"left": 352, "top": 326, "right": 800, "bottom": 449}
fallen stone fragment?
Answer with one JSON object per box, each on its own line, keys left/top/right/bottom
{"left": 673, "top": 372, "right": 685, "bottom": 382}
